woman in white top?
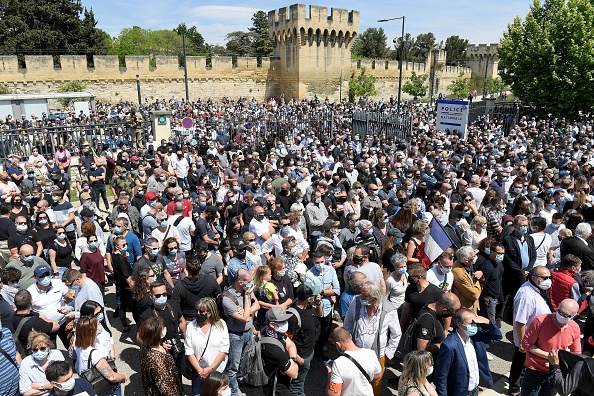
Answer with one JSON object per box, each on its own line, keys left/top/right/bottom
{"left": 184, "top": 297, "right": 230, "bottom": 396}
{"left": 463, "top": 216, "right": 488, "bottom": 250}
{"left": 19, "top": 331, "right": 65, "bottom": 396}
{"left": 343, "top": 190, "right": 361, "bottom": 216}
{"left": 74, "top": 316, "right": 127, "bottom": 396}
{"left": 385, "top": 253, "right": 409, "bottom": 309}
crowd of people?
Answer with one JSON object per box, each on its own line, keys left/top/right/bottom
{"left": 1, "top": 94, "right": 594, "bottom": 396}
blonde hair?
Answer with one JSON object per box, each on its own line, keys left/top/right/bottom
{"left": 254, "top": 265, "right": 271, "bottom": 288}
{"left": 28, "top": 330, "right": 53, "bottom": 351}
{"left": 400, "top": 350, "right": 433, "bottom": 390}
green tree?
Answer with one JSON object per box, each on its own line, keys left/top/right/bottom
{"left": 499, "top": 0, "right": 594, "bottom": 117}
{"left": 403, "top": 72, "right": 428, "bottom": 99}
{"left": 225, "top": 31, "right": 257, "bottom": 56}
{"left": 0, "top": 84, "right": 13, "bottom": 94}
{"left": 408, "top": 32, "right": 438, "bottom": 62}
{"left": 447, "top": 72, "right": 472, "bottom": 99}
{"left": 57, "top": 80, "right": 87, "bottom": 107}
{"left": 0, "top": 0, "right": 110, "bottom": 66}
{"left": 444, "top": 35, "right": 468, "bottom": 65}
{"left": 174, "top": 23, "right": 207, "bottom": 55}
{"left": 349, "top": 68, "right": 377, "bottom": 102}
{"left": 249, "top": 11, "right": 273, "bottom": 58}
{"left": 352, "top": 28, "right": 389, "bottom": 58}
{"left": 484, "top": 77, "right": 505, "bottom": 96}
{"left": 109, "top": 27, "right": 183, "bottom": 66}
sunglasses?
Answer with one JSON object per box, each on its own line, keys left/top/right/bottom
{"left": 557, "top": 310, "right": 573, "bottom": 319}
{"left": 153, "top": 293, "right": 167, "bottom": 298}
{"left": 31, "top": 347, "right": 48, "bottom": 353}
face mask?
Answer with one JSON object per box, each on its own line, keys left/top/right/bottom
{"left": 32, "top": 349, "right": 49, "bottom": 361}
{"left": 382, "top": 218, "right": 390, "bottom": 224}
{"left": 556, "top": 312, "right": 573, "bottom": 325}
{"left": 484, "top": 248, "right": 490, "bottom": 256}
{"left": 373, "top": 191, "right": 379, "bottom": 197}
{"left": 290, "top": 246, "right": 299, "bottom": 255}
{"left": 52, "top": 196, "right": 60, "bottom": 202}
{"left": 114, "top": 226, "right": 122, "bottom": 235}
{"left": 155, "top": 296, "right": 167, "bottom": 306}
{"left": 315, "top": 263, "right": 324, "bottom": 272}
{"left": 274, "top": 321, "right": 289, "bottom": 334}
{"left": 120, "top": 245, "right": 128, "bottom": 252}
{"left": 89, "top": 241, "right": 99, "bottom": 249}
{"left": 367, "top": 229, "right": 373, "bottom": 236}
{"left": 199, "top": 202, "right": 207, "bottom": 208}
{"left": 196, "top": 312, "right": 208, "bottom": 323}
{"left": 315, "top": 198, "right": 321, "bottom": 204}
{"left": 427, "top": 366, "right": 434, "bottom": 377}
{"left": 39, "top": 276, "right": 52, "bottom": 287}
{"left": 360, "top": 299, "right": 369, "bottom": 306}
{"left": 463, "top": 323, "right": 478, "bottom": 337}
{"left": 57, "top": 233, "right": 67, "bottom": 240}
{"left": 56, "top": 378, "right": 76, "bottom": 392}
{"left": 97, "top": 312, "right": 105, "bottom": 323}
{"left": 530, "top": 191, "right": 538, "bottom": 197}
{"left": 352, "top": 256, "right": 363, "bottom": 265}
{"left": 184, "top": 193, "right": 189, "bottom": 199}
{"left": 546, "top": 188, "right": 554, "bottom": 194}
{"left": 282, "top": 226, "right": 291, "bottom": 233}
{"left": 169, "top": 248, "right": 178, "bottom": 255}
{"left": 398, "top": 267, "right": 407, "bottom": 275}
{"left": 519, "top": 226, "right": 528, "bottom": 235}
{"left": 16, "top": 224, "right": 27, "bottom": 232}
{"left": 243, "top": 280, "right": 253, "bottom": 291}
{"left": 495, "top": 254, "right": 505, "bottom": 263}
{"left": 463, "top": 211, "right": 471, "bottom": 217}
{"left": 255, "top": 214, "right": 265, "bottom": 221}
{"left": 441, "top": 265, "right": 452, "bottom": 274}
{"left": 139, "top": 170, "right": 146, "bottom": 176}
{"left": 538, "top": 278, "right": 552, "bottom": 290}
{"left": 23, "top": 254, "right": 35, "bottom": 263}
{"left": 455, "top": 220, "right": 462, "bottom": 227}
{"left": 38, "top": 219, "right": 48, "bottom": 225}
{"left": 162, "top": 328, "right": 167, "bottom": 338}
{"left": 277, "top": 270, "right": 286, "bottom": 277}
{"left": 161, "top": 220, "right": 168, "bottom": 227}
{"left": 551, "top": 223, "right": 560, "bottom": 229}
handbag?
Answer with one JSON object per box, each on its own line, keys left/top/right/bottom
{"left": 79, "top": 349, "right": 118, "bottom": 395}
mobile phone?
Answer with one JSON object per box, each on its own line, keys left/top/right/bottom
{"left": 326, "top": 359, "right": 333, "bottom": 367}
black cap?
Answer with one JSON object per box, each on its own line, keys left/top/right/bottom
{"left": 233, "top": 240, "right": 247, "bottom": 250}
{"left": 80, "top": 207, "right": 95, "bottom": 218}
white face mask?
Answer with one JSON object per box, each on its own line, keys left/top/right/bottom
{"left": 426, "top": 365, "right": 434, "bottom": 377}
{"left": 275, "top": 321, "right": 289, "bottom": 334}
{"left": 556, "top": 312, "right": 573, "bottom": 325}
{"left": 538, "top": 278, "right": 552, "bottom": 290}
{"left": 56, "top": 378, "right": 76, "bottom": 392}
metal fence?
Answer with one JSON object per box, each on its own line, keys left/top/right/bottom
{"left": 468, "top": 100, "right": 522, "bottom": 135}
{"left": 351, "top": 109, "right": 413, "bottom": 141}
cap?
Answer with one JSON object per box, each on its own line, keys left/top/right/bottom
{"left": 303, "top": 281, "right": 321, "bottom": 297}
{"left": 34, "top": 265, "right": 51, "bottom": 278}
{"left": 233, "top": 240, "right": 247, "bottom": 250}
{"left": 323, "top": 219, "right": 340, "bottom": 230}
{"left": 266, "top": 306, "right": 293, "bottom": 323}
{"left": 80, "top": 192, "right": 91, "bottom": 201}
{"left": 131, "top": 156, "right": 139, "bottom": 161}
{"left": 503, "top": 215, "right": 515, "bottom": 224}
{"left": 80, "top": 207, "right": 94, "bottom": 217}
{"left": 145, "top": 192, "right": 157, "bottom": 200}
{"left": 388, "top": 197, "right": 398, "bottom": 205}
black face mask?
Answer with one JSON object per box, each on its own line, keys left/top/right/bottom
{"left": 352, "top": 256, "right": 363, "bottom": 265}
{"left": 235, "top": 251, "right": 246, "bottom": 260}
{"left": 196, "top": 313, "right": 208, "bottom": 323}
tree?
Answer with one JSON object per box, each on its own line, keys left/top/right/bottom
{"left": 444, "top": 35, "right": 468, "bottom": 65}
{"left": 499, "top": 0, "right": 594, "bottom": 117}
{"left": 249, "top": 11, "right": 273, "bottom": 58}
{"left": 0, "top": 0, "right": 111, "bottom": 66}
{"left": 349, "top": 68, "right": 377, "bottom": 102}
{"left": 447, "top": 72, "right": 472, "bottom": 99}
{"left": 403, "top": 72, "right": 428, "bottom": 99}
{"left": 408, "top": 32, "right": 438, "bottom": 62}
{"left": 57, "top": 80, "right": 87, "bottom": 107}
{"left": 484, "top": 77, "right": 505, "bottom": 96}
{"left": 225, "top": 31, "right": 257, "bottom": 57}
{"left": 109, "top": 27, "right": 183, "bottom": 66}
{"left": 174, "top": 23, "right": 207, "bottom": 55}
{"left": 352, "top": 28, "right": 389, "bottom": 58}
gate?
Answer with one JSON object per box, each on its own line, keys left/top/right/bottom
{"left": 352, "top": 109, "right": 413, "bottom": 141}
{"left": 469, "top": 100, "right": 521, "bottom": 135}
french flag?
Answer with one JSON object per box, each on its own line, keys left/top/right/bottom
{"left": 418, "top": 218, "right": 454, "bottom": 268}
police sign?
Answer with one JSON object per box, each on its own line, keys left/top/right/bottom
{"left": 436, "top": 100, "right": 470, "bottom": 139}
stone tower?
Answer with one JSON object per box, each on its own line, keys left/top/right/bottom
{"left": 466, "top": 44, "right": 499, "bottom": 81}
{"left": 268, "top": 4, "right": 359, "bottom": 99}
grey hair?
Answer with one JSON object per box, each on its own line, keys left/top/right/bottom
{"left": 470, "top": 215, "right": 486, "bottom": 227}
{"left": 575, "top": 222, "right": 592, "bottom": 239}
{"left": 281, "top": 235, "right": 296, "bottom": 249}
{"left": 350, "top": 271, "right": 367, "bottom": 288}
{"left": 156, "top": 211, "right": 168, "bottom": 220}
{"left": 115, "top": 216, "right": 129, "bottom": 228}
{"left": 513, "top": 215, "right": 528, "bottom": 226}
{"left": 452, "top": 308, "right": 473, "bottom": 328}
{"left": 363, "top": 281, "right": 385, "bottom": 304}
{"left": 455, "top": 245, "right": 474, "bottom": 262}
{"left": 390, "top": 252, "right": 407, "bottom": 268}
{"left": 581, "top": 270, "right": 594, "bottom": 290}
{"left": 290, "top": 203, "right": 304, "bottom": 213}
{"left": 532, "top": 197, "right": 544, "bottom": 213}
{"left": 355, "top": 219, "right": 372, "bottom": 230}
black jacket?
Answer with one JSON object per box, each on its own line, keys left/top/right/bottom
{"left": 560, "top": 236, "right": 594, "bottom": 271}
{"left": 502, "top": 233, "right": 536, "bottom": 294}
{"left": 171, "top": 275, "right": 221, "bottom": 321}
{"left": 550, "top": 350, "right": 594, "bottom": 396}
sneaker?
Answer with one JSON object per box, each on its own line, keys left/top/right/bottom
{"left": 487, "top": 352, "right": 493, "bottom": 361}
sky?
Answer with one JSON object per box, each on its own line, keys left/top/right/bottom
{"left": 90, "top": 0, "right": 534, "bottom": 47}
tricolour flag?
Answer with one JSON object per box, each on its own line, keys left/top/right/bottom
{"left": 418, "top": 218, "right": 454, "bottom": 268}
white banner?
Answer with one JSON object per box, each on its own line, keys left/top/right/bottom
{"left": 436, "top": 100, "right": 470, "bottom": 139}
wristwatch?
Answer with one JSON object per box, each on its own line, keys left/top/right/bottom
{"left": 39, "top": 384, "right": 46, "bottom": 391}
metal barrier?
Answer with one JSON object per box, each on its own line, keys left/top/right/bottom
{"left": 351, "top": 109, "right": 413, "bottom": 141}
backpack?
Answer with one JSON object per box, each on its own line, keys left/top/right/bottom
{"left": 238, "top": 334, "right": 285, "bottom": 387}
{"left": 394, "top": 311, "right": 434, "bottom": 360}
{"left": 216, "top": 289, "right": 239, "bottom": 321}
{"left": 12, "top": 317, "right": 32, "bottom": 357}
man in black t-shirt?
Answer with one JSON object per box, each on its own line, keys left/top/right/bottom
{"left": 8, "top": 216, "right": 42, "bottom": 257}
{"left": 414, "top": 292, "right": 461, "bottom": 356}
{"left": 287, "top": 283, "right": 323, "bottom": 396}
{"left": 12, "top": 290, "right": 59, "bottom": 353}
{"left": 261, "top": 307, "right": 299, "bottom": 396}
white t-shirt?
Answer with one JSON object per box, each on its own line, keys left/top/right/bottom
{"left": 531, "top": 232, "right": 552, "bottom": 266}
{"left": 27, "top": 279, "right": 69, "bottom": 323}
{"left": 169, "top": 215, "right": 196, "bottom": 252}
{"left": 75, "top": 345, "right": 110, "bottom": 375}
{"left": 426, "top": 265, "right": 453, "bottom": 292}
{"left": 330, "top": 348, "right": 381, "bottom": 396}
{"left": 152, "top": 225, "right": 180, "bottom": 246}
{"left": 249, "top": 218, "right": 271, "bottom": 248}
{"left": 385, "top": 272, "right": 408, "bottom": 308}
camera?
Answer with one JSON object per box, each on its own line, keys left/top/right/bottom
{"left": 166, "top": 338, "right": 183, "bottom": 355}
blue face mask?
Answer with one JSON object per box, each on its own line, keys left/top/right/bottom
{"left": 38, "top": 219, "right": 48, "bottom": 225}
{"left": 169, "top": 248, "right": 178, "bottom": 255}
{"left": 315, "top": 263, "right": 324, "bottom": 272}
{"left": 464, "top": 323, "right": 478, "bottom": 337}
{"left": 483, "top": 247, "right": 490, "bottom": 256}
{"left": 277, "top": 270, "right": 286, "bottom": 277}
{"left": 161, "top": 220, "right": 168, "bottom": 227}
{"left": 495, "top": 254, "right": 504, "bottom": 263}
{"left": 455, "top": 221, "right": 462, "bottom": 227}
{"left": 150, "top": 248, "right": 159, "bottom": 257}
{"left": 382, "top": 218, "right": 389, "bottom": 224}
{"left": 154, "top": 296, "right": 167, "bottom": 306}
{"left": 546, "top": 188, "right": 554, "bottom": 195}
{"left": 114, "top": 226, "right": 122, "bottom": 235}
{"left": 396, "top": 237, "right": 403, "bottom": 245}
{"left": 243, "top": 280, "right": 253, "bottom": 291}
{"left": 463, "top": 211, "right": 471, "bottom": 217}
{"left": 282, "top": 226, "right": 291, "bottom": 233}
{"left": 360, "top": 299, "right": 369, "bottom": 306}
{"left": 373, "top": 191, "right": 379, "bottom": 197}
{"left": 199, "top": 202, "right": 206, "bottom": 208}
{"left": 398, "top": 267, "right": 407, "bottom": 275}
{"left": 32, "top": 349, "right": 49, "bottom": 361}
{"left": 97, "top": 313, "right": 104, "bottom": 323}
{"left": 120, "top": 245, "right": 128, "bottom": 252}
{"left": 88, "top": 216, "right": 95, "bottom": 223}
{"left": 530, "top": 191, "right": 538, "bottom": 197}
{"left": 39, "top": 276, "right": 52, "bottom": 287}
{"left": 367, "top": 229, "right": 373, "bottom": 236}
{"left": 519, "top": 226, "right": 528, "bottom": 235}
{"left": 315, "top": 198, "right": 321, "bottom": 204}
{"left": 221, "top": 388, "right": 232, "bottom": 396}
{"left": 89, "top": 241, "right": 99, "bottom": 249}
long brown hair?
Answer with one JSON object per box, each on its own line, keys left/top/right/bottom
{"left": 132, "top": 268, "right": 151, "bottom": 301}
{"left": 74, "top": 316, "right": 99, "bottom": 349}
{"left": 391, "top": 207, "right": 413, "bottom": 231}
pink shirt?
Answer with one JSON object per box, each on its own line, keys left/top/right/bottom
{"left": 522, "top": 313, "right": 581, "bottom": 373}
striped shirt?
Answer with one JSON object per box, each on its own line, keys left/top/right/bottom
{"left": 0, "top": 327, "right": 19, "bottom": 396}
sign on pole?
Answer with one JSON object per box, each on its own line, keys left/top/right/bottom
{"left": 436, "top": 100, "right": 470, "bottom": 139}
{"left": 181, "top": 117, "right": 194, "bottom": 129}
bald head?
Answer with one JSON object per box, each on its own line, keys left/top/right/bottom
{"left": 237, "top": 268, "right": 252, "bottom": 283}
{"left": 330, "top": 327, "right": 353, "bottom": 344}
{"left": 558, "top": 299, "right": 579, "bottom": 318}
{"left": 20, "top": 244, "right": 34, "bottom": 256}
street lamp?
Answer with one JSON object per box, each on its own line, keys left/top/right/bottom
{"left": 378, "top": 16, "right": 405, "bottom": 115}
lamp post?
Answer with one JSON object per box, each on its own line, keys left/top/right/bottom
{"left": 182, "top": 32, "right": 189, "bottom": 102}
{"left": 136, "top": 74, "right": 141, "bottom": 105}
{"left": 378, "top": 16, "right": 405, "bottom": 115}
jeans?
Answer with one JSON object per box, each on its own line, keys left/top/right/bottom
{"left": 56, "top": 266, "right": 69, "bottom": 280}
{"left": 100, "top": 383, "right": 121, "bottom": 396}
{"left": 480, "top": 297, "right": 498, "bottom": 325}
{"left": 290, "top": 352, "right": 314, "bottom": 396}
{"left": 177, "top": 177, "right": 188, "bottom": 189}
{"left": 520, "top": 368, "right": 556, "bottom": 396}
{"left": 92, "top": 184, "right": 109, "bottom": 210}
{"left": 225, "top": 329, "right": 252, "bottom": 396}
{"left": 191, "top": 372, "right": 204, "bottom": 396}
{"left": 509, "top": 347, "right": 526, "bottom": 394}
{"left": 315, "top": 312, "right": 333, "bottom": 357}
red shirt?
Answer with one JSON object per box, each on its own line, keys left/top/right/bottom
{"left": 522, "top": 313, "right": 581, "bottom": 373}
{"left": 80, "top": 249, "right": 106, "bottom": 285}
{"left": 166, "top": 199, "right": 192, "bottom": 217}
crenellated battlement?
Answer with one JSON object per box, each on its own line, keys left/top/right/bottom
{"left": 268, "top": 4, "right": 358, "bottom": 27}
{"left": 466, "top": 44, "right": 499, "bottom": 57}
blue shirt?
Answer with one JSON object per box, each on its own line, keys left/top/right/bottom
{"left": 339, "top": 288, "right": 357, "bottom": 318}
{"left": 306, "top": 265, "right": 341, "bottom": 317}
{"left": 19, "top": 350, "right": 65, "bottom": 395}
{"left": 106, "top": 232, "right": 142, "bottom": 267}
{"left": 227, "top": 256, "right": 258, "bottom": 285}
{"left": 516, "top": 235, "right": 530, "bottom": 270}
{"left": 0, "top": 327, "right": 19, "bottom": 396}
{"left": 88, "top": 168, "right": 105, "bottom": 186}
